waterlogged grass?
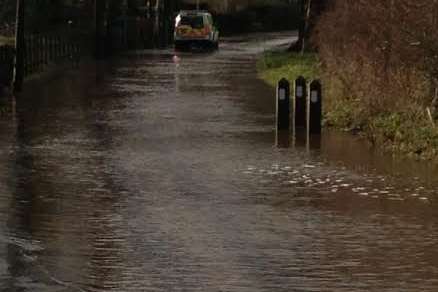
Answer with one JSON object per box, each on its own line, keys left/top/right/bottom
{"left": 257, "top": 51, "right": 319, "bottom": 87}
{"left": 368, "top": 112, "right": 438, "bottom": 160}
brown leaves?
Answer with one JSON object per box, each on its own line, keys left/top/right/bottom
{"left": 314, "top": 0, "right": 438, "bottom": 112}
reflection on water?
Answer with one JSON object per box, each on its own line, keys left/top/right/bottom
{"left": 0, "top": 32, "right": 437, "bottom": 291}
{"left": 276, "top": 130, "right": 291, "bottom": 148}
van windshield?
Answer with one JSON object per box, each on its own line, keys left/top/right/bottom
{"left": 179, "top": 16, "right": 204, "bottom": 29}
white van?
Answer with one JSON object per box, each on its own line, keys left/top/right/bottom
{"left": 174, "top": 10, "right": 219, "bottom": 50}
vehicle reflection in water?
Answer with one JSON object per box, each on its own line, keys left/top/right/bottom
{"left": 0, "top": 32, "right": 437, "bottom": 291}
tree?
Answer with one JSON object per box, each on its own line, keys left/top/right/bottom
{"left": 290, "top": 0, "right": 327, "bottom": 52}
{"left": 315, "top": 0, "right": 438, "bottom": 119}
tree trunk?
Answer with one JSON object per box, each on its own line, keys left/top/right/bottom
{"left": 290, "top": 0, "right": 327, "bottom": 52}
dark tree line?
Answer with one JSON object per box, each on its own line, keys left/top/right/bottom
{"left": 0, "top": 0, "right": 16, "bottom": 35}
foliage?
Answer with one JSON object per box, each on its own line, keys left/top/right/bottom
{"left": 314, "top": 0, "right": 438, "bottom": 109}
{"left": 368, "top": 112, "right": 438, "bottom": 159}
{"left": 215, "top": 4, "right": 300, "bottom": 35}
{"left": 0, "top": 0, "right": 15, "bottom": 25}
{"left": 311, "top": 0, "right": 438, "bottom": 160}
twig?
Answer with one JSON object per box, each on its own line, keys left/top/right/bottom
{"left": 426, "top": 107, "right": 435, "bottom": 127}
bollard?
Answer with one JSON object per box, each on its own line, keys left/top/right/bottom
{"left": 309, "top": 79, "right": 323, "bottom": 134}
{"left": 276, "top": 78, "right": 291, "bottom": 131}
{"left": 295, "top": 76, "right": 307, "bottom": 129}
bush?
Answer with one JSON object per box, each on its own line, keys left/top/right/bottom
{"left": 313, "top": 0, "right": 438, "bottom": 159}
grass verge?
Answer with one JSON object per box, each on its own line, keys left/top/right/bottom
{"left": 257, "top": 51, "right": 318, "bottom": 86}
{"left": 0, "top": 36, "right": 15, "bottom": 46}
{"left": 257, "top": 50, "right": 438, "bottom": 161}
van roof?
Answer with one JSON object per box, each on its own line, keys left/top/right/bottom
{"left": 178, "top": 10, "right": 211, "bottom": 16}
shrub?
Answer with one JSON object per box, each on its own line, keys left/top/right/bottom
{"left": 311, "top": 0, "right": 438, "bottom": 158}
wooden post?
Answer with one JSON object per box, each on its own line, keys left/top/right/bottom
{"left": 63, "top": 36, "right": 67, "bottom": 59}
{"left": 54, "top": 36, "right": 58, "bottom": 61}
{"left": 57, "top": 36, "right": 61, "bottom": 61}
{"left": 309, "top": 79, "right": 322, "bottom": 134}
{"left": 14, "top": 0, "right": 25, "bottom": 92}
{"left": 24, "top": 37, "right": 29, "bottom": 77}
{"left": 33, "top": 36, "right": 37, "bottom": 72}
{"left": 0, "top": 46, "right": 15, "bottom": 89}
{"left": 44, "top": 36, "right": 48, "bottom": 65}
{"left": 29, "top": 35, "right": 34, "bottom": 73}
{"left": 37, "top": 35, "right": 41, "bottom": 72}
{"left": 276, "top": 78, "right": 291, "bottom": 131}
{"left": 294, "top": 76, "right": 307, "bottom": 129}
{"left": 51, "top": 35, "right": 55, "bottom": 62}
{"left": 40, "top": 36, "right": 44, "bottom": 69}
{"left": 61, "top": 36, "right": 64, "bottom": 59}
{"left": 48, "top": 35, "right": 52, "bottom": 63}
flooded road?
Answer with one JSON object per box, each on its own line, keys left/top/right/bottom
{"left": 1, "top": 32, "right": 438, "bottom": 291}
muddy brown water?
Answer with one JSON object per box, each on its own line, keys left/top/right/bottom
{"left": 0, "top": 32, "right": 437, "bottom": 291}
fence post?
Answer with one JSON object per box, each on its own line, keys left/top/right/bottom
{"left": 50, "top": 35, "right": 55, "bottom": 62}
{"left": 34, "top": 35, "right": 38, "bottom": 72}
{"left": 53, "top": 36, "right": 57, "bottom": 61}
{"left": 39, "top": 35, "right": 44, "bottom": 70}
{"left": 25, "top": 37, "right": 30, "bottom": 76}
{"left": 31, "top": 35, "right": 36, "bottom": 73}
{"left": 309, "top": 79, "right": 323, "bottom": 134}
{"left": 23, "top": 38, "right": 27, "bottom": 77}
{"left": 14, "top": 0, "right": 25, "bottom": 92}
{"left": 295, "top": 76, "right": 307, "bottom": 129}
{"left": 0, "top": 46, "right": 15, "bottom": 89}
{"left": 36, "top": 35, "right": 41, "bottom": 72}
{"left": 62, "top": 36, "right": 67, "bottom": 59}
{"left": 56, "top": 36, "right": 61, "bottom": 61}
{"left": 27, "top": 35, "right": 32, "bottom": 73}
{"left": 43, "top": 36, "right": 48, "bottom": 65}
{"left": 276, "top": 78, "right": 291, "bottom": 131}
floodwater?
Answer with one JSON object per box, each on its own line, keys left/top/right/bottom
{"left": 0, "top": 32, "right": 438, "bottom": 291}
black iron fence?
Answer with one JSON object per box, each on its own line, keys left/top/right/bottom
{"left": 0, "top": 33, "right": 84, "bottom": 88}
{"left": 23, "top": 33, "right": 82, "bottom": 77}
{"left": 0, "top": 45, "right": 15, "bottom": 87}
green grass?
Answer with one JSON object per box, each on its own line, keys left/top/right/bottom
{"left": 257, "top": 51, "right": 319, "bottom": 87}
{"left": 0, "top": 36, "right": 15, "bottom": 46}
{"left": 368, "top": 112, "right": 438, "bottom": 159}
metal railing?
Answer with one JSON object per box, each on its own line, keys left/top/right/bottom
{"left": 23, "top": 33, "right": 82, "bottom": 77}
